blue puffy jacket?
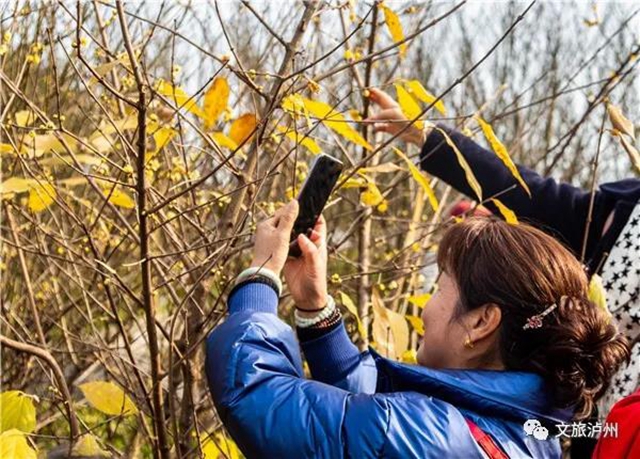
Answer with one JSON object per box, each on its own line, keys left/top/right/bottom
{"left": 205, "top": 283, "right": 573, "bottom": 458}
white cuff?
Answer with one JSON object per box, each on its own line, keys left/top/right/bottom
{"left": 235, "top": 266, "right": 282, "bottom": 297}
{"left": 294, "top": 295, "right": 336, "bottom": 328}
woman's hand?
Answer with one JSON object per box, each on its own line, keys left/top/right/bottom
{"left": 365, "top": 87, "right": 427, "bottom": 146}
{"left": 283, "top": 215, "right": 328, "bottom": 312}
{"left": 251, "top": 199, "right": 300, "bottom": 276}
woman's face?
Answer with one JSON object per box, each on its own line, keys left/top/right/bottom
{"left": 416, "top": 272, "right": 468, "bottom": 368}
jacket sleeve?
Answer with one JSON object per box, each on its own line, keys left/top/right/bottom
{"left": 420, "top": 125, "right": 608, "bottom": 257}
{"left": 205, "top": 282, "right": 478, "bottom": 458}
{"left": 298, "top": 321, "right": 378, "bottom": 393}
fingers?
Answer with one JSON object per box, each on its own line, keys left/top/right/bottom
{"left": 367, "top": 87, "right": 399, "bottom": 109}
{"left": 273, "top": 199, "right": 299, "bottom": 230}
{"left": 313, "top": 214, "right": 327, "bottom": 240}
{"left": 297, "top": 233, "right": 318, "bottom": 261}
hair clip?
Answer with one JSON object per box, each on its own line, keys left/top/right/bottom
{"left": 523, "top": 302, "right": 559, "bottom": 330}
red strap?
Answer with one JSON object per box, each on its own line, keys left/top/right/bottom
{"left": 465, "top": 418, "right": 510, "bottom": 459}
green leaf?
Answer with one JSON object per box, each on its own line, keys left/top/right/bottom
{"left": 0, "top": 391, "right": 37, "bottom": 433}
{"left": 78, "top": 381, "right": 138, "bottom": 416}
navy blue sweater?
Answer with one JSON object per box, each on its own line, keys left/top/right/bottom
{"left": 420, "top": 125, "right": 640, "bottom": 275}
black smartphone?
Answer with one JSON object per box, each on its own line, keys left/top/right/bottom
{"left": 289, "top": 153, "right": 344, "bottom": 258}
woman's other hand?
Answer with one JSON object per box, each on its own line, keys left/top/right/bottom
{"left": 283, "top": 214, "right": 328, "bottom": 312}
{"left": 251, "top": 199, "right": 299, "bottom": 276}
{"left": 365, "top": 87, "right": 427, "bottom": 146}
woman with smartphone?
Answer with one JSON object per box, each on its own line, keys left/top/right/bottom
{"left": 205, "top": 199, "right": 628, "bottom": 458}
{"left": 365, "top": 87, "right": 640, "bottom": 456}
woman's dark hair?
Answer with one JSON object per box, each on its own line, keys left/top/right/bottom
{"left": 437, "top": 218, "right": 630, "bottom": 419}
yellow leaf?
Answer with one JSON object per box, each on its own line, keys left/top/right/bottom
{"left": 588, "top": 274, "right": 609, "bottom": 317}
{"left": 380, "top": 3, "right": 407, "bottom": 58}
{"left": 434, "top": 126, "right": 483, "bottom": 201}
{"left": 71, "top": 434, "right": 110, "bottom": 457}
{"left": 155, "top": 79, "right": 207, "bottom": 119}
{"left": 339, "top": 291, "right": 366, "bottom": 339}
{"left": 394, "top": 83, "right": 423, "bottom": 130}
{"left": 491, "top": 198, "right": 518, "bottom": 224}
{"left": 407, "top": 292, "right": 431, "bottom": 308}
{"left": 282, "top": 95, "right": 373, "bottom": 150}
{"left": 102, "top": 187, "right": 136, "bottom": 210}
{"left": 78, "top": 381, "right": 138, "bottom": 416}
{"left": 151, "top": 126, "right": 176, "bottom": 154}
{"left": 475, "top": 116, "right": 530, "bottom": 197}
{"left": 361, "top": 181, "right": 384, "bottom": 207}
{"left": 0, "top": 178, "right": 36, "bottom": 195}
{"left": 404, "top": 80, "right": 446, "bottom": 115}
{"left": 340, "top": 174, "right": 368, "bottom": 189}
{"left": 276, "top": 126, "right": 322, "bottom": 155}
{"left": 392, "top": 147, "right": 438, "bottom": 211}
{"left": 360, "top": 162, "right": 405, "bottom": 174}
{"left": 201, "top": 432, "right": 240, "bottom": 459}
{"left": 372, "top": 288, "right": 409, "bottom": 360}
{"left": 401, "top": 349, "right": 417, "bottom": 364}
{"left": 405, "top": 315, "right": 424, "bottom": 335}
{"left": 615, "top": 131, "right": 640, "bottom": 174}
{"left": 229, "top": 113, "right": 257, "bottom": 146}
{"left": 15, "top": 110, "right": 35, "bottom": 127}
{"left": 210, "top": 132, "right": 238, "bottom": 150}
{"left": 0, "top": 392, "right": 37, "bottom": 433}
{"left": 28, "top": 183, "right": 55, "bottom": 212}
{"left": 0, "top": 429, "right": 37, "bottom": 459}
{"left": 607, "top": 103, "right": 635, "bottom": 139}
{"left": 25, "top": 133, "right": 77, "bottom": 157}
{"left": 204, "top": 77, "right": 230, "bottom": 129}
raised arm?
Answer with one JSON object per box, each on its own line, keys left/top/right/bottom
{"left": 420, "top": 125, "right": 608, "bottom": 256}
{"left": 365, "top": 87, "right": 609, "bottom": 258}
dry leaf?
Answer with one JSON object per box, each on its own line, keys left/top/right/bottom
{"left": 616, "top": 132, "right": 640, "bottom": 174}
{"left": 607, "top": 103, "right": 635, "bottom": 139}
{"left": 204, "top": 77, "right": 230, "bottom": 129}
{"left": 229, "top": 113, "right": 257, "bottom": 146}
{"left": 372, "top": 288, "right": 409, "bottom": 360}
{"left": 339, "top": 291, "right": 366, "bottom": 339}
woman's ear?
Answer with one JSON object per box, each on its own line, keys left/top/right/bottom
{"left": 467, "top": 303, "right": 502, "bottom": 342}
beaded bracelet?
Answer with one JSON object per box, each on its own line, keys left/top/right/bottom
{"left": 294, "top": 295, "right": 336, "bottom": 328}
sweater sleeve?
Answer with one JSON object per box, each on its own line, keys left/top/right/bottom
{"left": 420, "top": 125, "right": 607, "bottom": 257}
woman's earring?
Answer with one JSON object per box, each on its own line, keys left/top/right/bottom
{"left": 464, "top": 336, "right": 475, "bottom": 349}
